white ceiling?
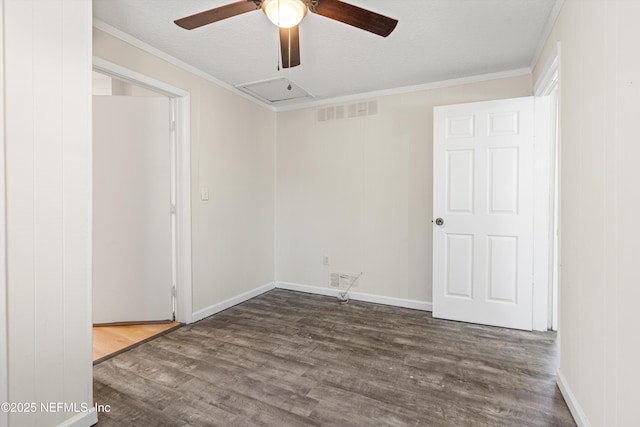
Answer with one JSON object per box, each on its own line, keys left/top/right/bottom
{"left": 93, "top": 0, "right": 560, "bottom": 109}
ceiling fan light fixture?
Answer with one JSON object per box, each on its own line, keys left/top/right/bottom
{"left": 262, "top": 0, "right": 307, "bottom": 28}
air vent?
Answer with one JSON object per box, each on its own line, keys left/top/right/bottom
{"left": 318, "top": 100, "right": 378, "bottom": 122}
{"left": 366, "top": 100, "right": 378, "bottom": 115}
{"left": 326, "top": 106, "right": 335, "bottom": 120}
{"left": 330, "top": 273, "right": 340, "bottom": 287}
{"left": 236, "top": 77, "right": 313, "bottom": 104}
{"left": 329, "top": 272, "right": 360, "bottom": 288}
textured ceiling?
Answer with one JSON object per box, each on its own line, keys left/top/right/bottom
{"left": 93, "top": 0, "right": 560, "bottom": 109}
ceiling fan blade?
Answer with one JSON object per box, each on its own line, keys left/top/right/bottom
{"left": 279, "top": 25, "right": 301, "bottom": 68}
{"left": 313, "top": 0, "right": 398, "bottom": 37}
{"left": 174, "top": 1, "right": 260, "bottom": 30}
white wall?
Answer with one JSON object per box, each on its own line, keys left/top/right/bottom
{"left": 93, "top": 29, "right": 276, "bottom": 316}
{"left": 276, "top": 76, "right": 531, "bottom": 303}
{"left": 0, "top": 2, "right": 8, "bottom": 425}
{"left": 533, "top": 0, "right": 640, "bottom": 425}
{"left": 3, "top": 0, "right": 95, "bottom": 426}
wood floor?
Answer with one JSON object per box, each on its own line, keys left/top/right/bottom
{"left": 93, "top": 322, "right": 181, "bottom": 363}
{"left": 93, "top": 290, "right": 575, "bottom": 426}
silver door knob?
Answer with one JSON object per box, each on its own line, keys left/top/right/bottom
{"left": 435, "top": 218, "right": 444, "bottom": 226}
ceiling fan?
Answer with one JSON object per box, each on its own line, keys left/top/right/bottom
{"left": 174, "top": 0, "right": 398, "bottom": 69}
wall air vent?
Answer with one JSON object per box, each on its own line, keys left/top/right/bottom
{"left": 329, "top": 272, "right": 360, "bottom": 288}
{"left": 317, "top": 100, "right": 378, "bottom": 122}
{"left": 236, "top": 77, "right": 313, "bottom": 104}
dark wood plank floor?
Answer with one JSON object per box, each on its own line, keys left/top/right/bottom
{"left": 93, "top": 289, "right": 576, "bottom": 426}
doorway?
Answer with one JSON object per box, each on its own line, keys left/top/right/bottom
{"left": 91, "top": 59, "right": 193, "bottom": 360}
{"left": 432, "top": 48, "right": 561, "bottom": 332}
{"left": 532, "top": 43, "right": 561, "bottom": 331}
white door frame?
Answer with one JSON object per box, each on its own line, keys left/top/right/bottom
{"left": 92, "top": 57, "right": 193, "bottom": 324}
{"left": 533, "top": 42, "right": 561, "bottom": 331}
{"left": 532, "top": 97, "right": 552, "bottom": 331}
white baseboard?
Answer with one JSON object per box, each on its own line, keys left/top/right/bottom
{"left": 275, "top": 281, "right": 432, "bottom": 312}
{"left": 191, "top": 282, "right": 276, "bottom": 323}
{"left": 56, "top": 408, "right": 98, "bottom": 427}
{"left": 557, "top": 369, "right": 591, "bottom": 427}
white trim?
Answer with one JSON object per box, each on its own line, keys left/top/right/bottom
{"left": 93, "top": 57, "right": 189, "bottom": 98}
{"left": 534, "top": 42, "right": 561, "bottom": 97}
{"left": 189, "top": 281, "right": 432, "bottom": 323}
{"left": 56, "top": 408, "right": 98, "bottom": 427}
{"left": 0, "top": 0, "right": 8, "bottom": 423}
{"left": 275, "top": 282, "right": 433, "bottom": 312}
{"left": 92, "top": 58, "right": 194, "bottom": 324}
{"left": 174, "top": 95, "right": 193, "bottom": 324}
{"left": 557, "top": 370, "right": 591, "bottom": 427}
{"left": 276, "top": 68, "right": 532, "bottom": 112}
{"left": 529, "top": 0, "right": 564, "bottom": 71}
{"left": 92, "top": 20, "right": 275, "bottom": 112}
{"left": 92, "top": 20, "right": 531, "bottom": 113}
{"left": 533, "top": 42, "right": 561, "bottom": 331}
{"left": 532, "top": 96, "right": 552, "bottom": 331}
{"left": 272, "top": 117, "right": 279, "bottom": 285}
{"left": 191, "top": 282, "right": 276, "bottom": 323}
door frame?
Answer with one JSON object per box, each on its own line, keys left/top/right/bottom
{"left": 533, "top": 42, "right": 561, "bottom": 331}
{"left": 92, "top": 57, "right": 193, "bottom": 324}
{"left": 532, "top": 96, "right": 552, "bottom": 331}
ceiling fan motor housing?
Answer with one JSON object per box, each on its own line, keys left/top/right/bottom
{"left": 262, "top": 0, "right": 308, "bottom": 28}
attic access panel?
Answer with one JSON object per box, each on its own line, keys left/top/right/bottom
{"left": 236, "top": 77, "right": 313, "bottom": 103}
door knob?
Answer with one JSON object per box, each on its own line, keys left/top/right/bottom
{"left": 435, "top": 218, "right": 444, "bottom": 226}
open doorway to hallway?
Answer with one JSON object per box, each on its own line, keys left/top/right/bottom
{"left": 91, "top": 58, "right": 193, "bottom": 364}
{"left": 92, "top": 71, "right": 180, "bottom": 360}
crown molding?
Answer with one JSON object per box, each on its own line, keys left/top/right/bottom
{"left": 274, "top": 67, "right": 532, "bottom": 112}
{"left": 529, "top": 0, "right": 565, "bottom": 71}
{"left": 92, "top": 19, "right": 278, "bottom": 112}
{"left": 93, "top": 19, "right": 532, "bottom": 113}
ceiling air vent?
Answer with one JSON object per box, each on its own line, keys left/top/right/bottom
{"left": 318, "top": 100, "right": 378, "bottom": 122}
{"left": 236, "top": 77, "right": 313, "bottom": 104}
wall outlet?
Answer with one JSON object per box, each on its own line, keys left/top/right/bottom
{"left": 323, "top": 255, "right": 329, "bottom": 265}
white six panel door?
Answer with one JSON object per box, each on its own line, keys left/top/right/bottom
{"left": 433, "top": 97, "right": 535, "bottom": 330}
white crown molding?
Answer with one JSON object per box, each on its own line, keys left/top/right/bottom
{"left": 529, "top": 0, "right": 565, "bottom": 71}
{"left": 92, "top": 19, "right": 278, "bottom": 112}
{"left": 274, "top": 67, "right": 533, "bottom": 112}
{"left": 533, "top": 41, "right": 560, "bottom": 96}
{"left": 93, "top": 19, "right": 532, "bottom": 113}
